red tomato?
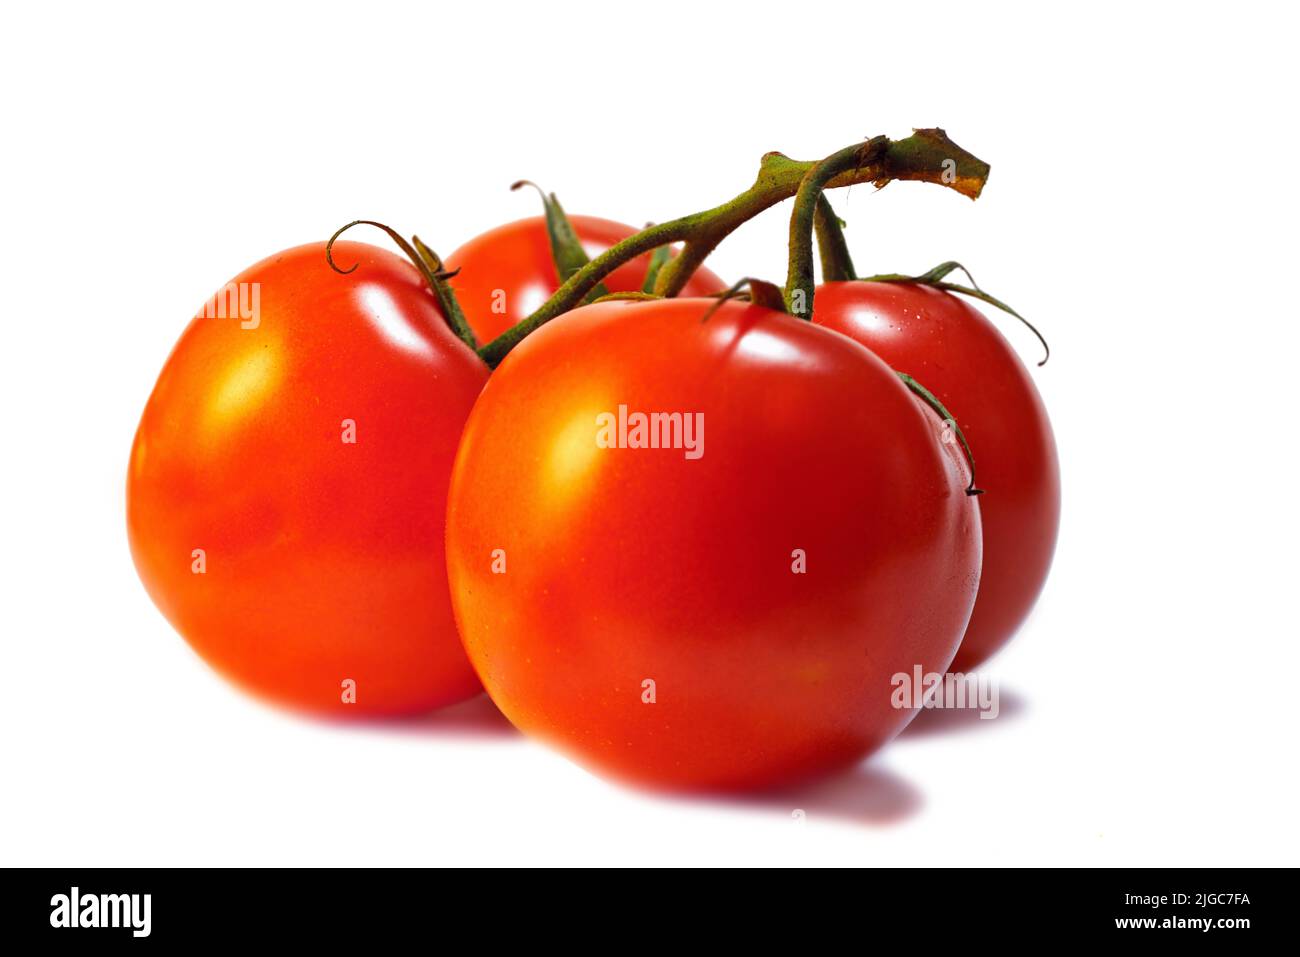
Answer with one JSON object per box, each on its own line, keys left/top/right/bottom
{"left": 812, "top": 281, "right": 1059, "bottom": 671}
{"left": 127, "top": 241, "right": 489, "bottom": 715}
{"left": 445, "top": 298, "right": 981, "bottom": 791}
{"left": 444, "top": 215, "right": 727, "bottom": 343}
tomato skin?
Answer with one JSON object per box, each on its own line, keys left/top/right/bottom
{"left": 445, "top": 298, "right": 981, "bottom": 791}
{"left": 812, "top": 281, "right": 1060, "bottom": 671}
{"left": 444, "top": 215, "right": 727, "bottom": 343}
{"left": 127, "top": 241, "right": 488, "bottom": 715}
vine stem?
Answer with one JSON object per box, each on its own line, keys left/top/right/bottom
{"left": 814, "top": 195, "right": 857, "bottom": 282}
{"left": 784, "top": 138, "right": 888, "bottom": 316}
{"left": 477, "top": 128, "right": 989, "bottom": 367}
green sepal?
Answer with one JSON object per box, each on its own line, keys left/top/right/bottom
{"left": 862, "top": 261, "right": 1048, "bottom": 366}
{"left": 642, "top": 243, "right": 671, "bottom": 293}
{"left": 512, "top": 181, "right": 611, "bottom": 303}
{"left": 896, "top": 371, "right": 982, "bottom": 496}
{"left": 700, "top": 277, "right": 789, "bottom": 323}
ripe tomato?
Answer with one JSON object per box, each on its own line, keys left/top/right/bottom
{"left": 444, "top": 215, "right": 727, "bottom": 343}
{"left": 127, "top": 241, "right": 488, "bottom": 715}
{"left": 445, "top": 298, "right": 981, "bottom": 791}
{"left": 812, "top": 281, "right": 1059, "bottom": 671}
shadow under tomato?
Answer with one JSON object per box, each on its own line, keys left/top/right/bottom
{"left": 899, "top": 686, "right": 1026, "bottom": 739}
{"left": 352, "top": 693, "right": 521, "bottom": 740}
{"left": 720, "top": 761, "right": 924, "bottom": 828}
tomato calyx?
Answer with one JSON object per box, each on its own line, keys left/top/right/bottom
{"left": 593, "top": 277, "right": 786, "bottom": 315}
{"left": 699, "top": 277, "right": 787, "bottom": 321}
{"left": 641, "top": 236, "right": 670, "bottom": 294}
{"left": 510, "top": 180, "right": 612, "bottom": 302}
{"left": 476, "top": 128, "right": 990, "bottom": 368}
{"left": 590, "top": 290, "right": 663, "bottom": 304}
{"left": 896, "top": 372, "right": 984, "bottom": 496}
{"left": 860, "top": 261, "right": 1050, "bottom": 366}
{"left": 325, "top": 219, "right": 481, "bottom": 354}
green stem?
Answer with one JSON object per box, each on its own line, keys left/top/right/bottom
{"left": 478, "top": 128, "right": 989, "bottom": 367}
{"left": 785, "top": 139, "right": 889, "bottom": 315}
{"left": 411, "top": 235, "right": 479, "bottom": 350}
{"left": 814, "top": 196, "right": 856, "bottom": 282}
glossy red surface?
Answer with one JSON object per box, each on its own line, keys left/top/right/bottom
{"left": 813, "top": 281, "right": 1059, "bottom": 670}
{"left": 127, "top": 241, "right": 488, "bottom": 714}
{"left": 446, "top": 297, "right": 981, "bottom": 790}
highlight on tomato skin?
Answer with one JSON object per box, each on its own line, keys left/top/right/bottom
{"left": 444, "top": 215, "right": 727, "bottom": 344}
{"left": 811, "top": 280, "right": 1059, "bottom": 672}
{"left": 445, "top": 296, "right": 982, "bottom": 793}
{"left": 126, "top": 240, "right": 489, "bottom": 717}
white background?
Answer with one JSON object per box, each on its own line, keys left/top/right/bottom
{"left": 2, "top": 1, "right": 1297, "bottom": 867}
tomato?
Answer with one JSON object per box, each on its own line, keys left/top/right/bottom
{"left": 445, "top": 298, "right": 981, "bottom": 791}
{"left": 127, "top": 241, "right": 489, "bottom": 715}
{"left": 444, "top": 215, "right": 727, "bottom": 343}
{"left": 811, "top": 281, "right": 1059, "bottom": 671}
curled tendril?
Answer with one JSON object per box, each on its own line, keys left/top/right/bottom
{"left": 326, "top": 220, "right": 425, "bottom": 277}
{"left": 509, "top": 179, "right": 545, "bottom": 198}
{"left": 323, "top": 219, "right": 478, "bottom": 351}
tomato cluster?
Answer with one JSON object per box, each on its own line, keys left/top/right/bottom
{"left": 128, "top": 136, "right": 1057, "bottom": 792}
